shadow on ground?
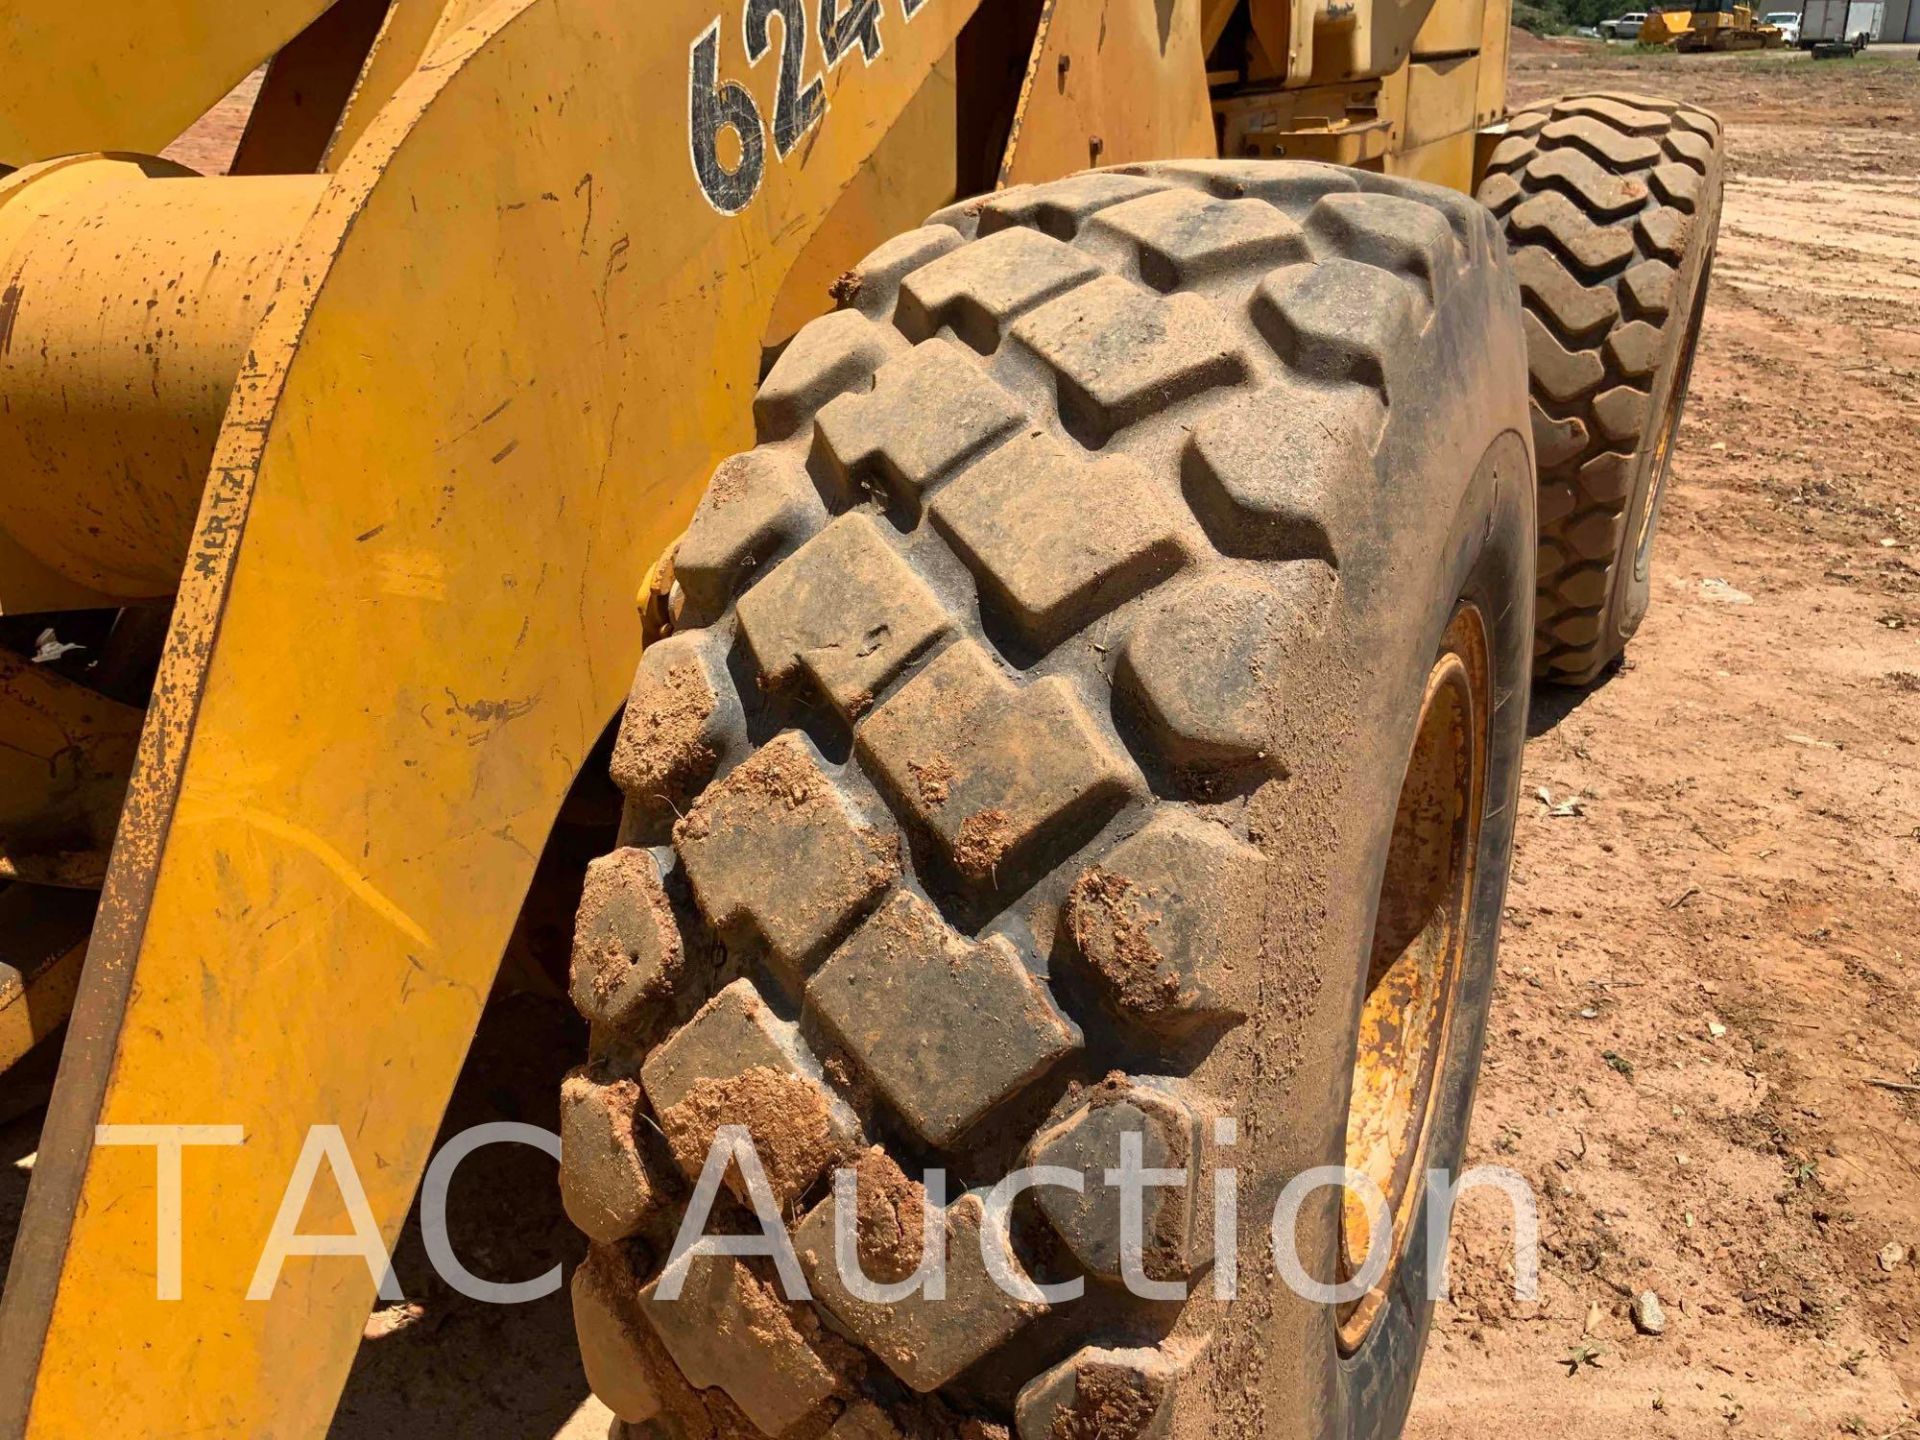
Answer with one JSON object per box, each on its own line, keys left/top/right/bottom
{"left": 1525, "top": 662, "right": 1620, "bottom": 738}
{"left": 329, "top": 991, "right": 590, "bottom": 1439}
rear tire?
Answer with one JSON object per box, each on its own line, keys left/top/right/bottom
{"left": 1477, "top": 93, "right": 1724, "bottom": 684}
{"left": 565, "top": 161, "right": 1534, "bottom": 1438}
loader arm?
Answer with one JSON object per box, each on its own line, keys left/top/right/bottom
{"left": 2, "top": 0, "right": 979, "bottom": 1430}
{"left": 0, "top": 0, "right": 339, "bottom": 167}
{"left": 0, "top": 0, "right": 1219, "bottom": 1433}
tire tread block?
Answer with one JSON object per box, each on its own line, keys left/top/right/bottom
{"left": 1530, "top": 401, "right": 1591, "bottom": 471}
{"left": 1015, "top": 1343, "right": 1195, "bottom": 1440}
{"left": 857, "top": 640, "right": 1140, "bottom": 893}
{"left": 1027, "top": 1078, "right": 1209, "bottom": 1281}
{"left": 1511, "top": 245, "right": 1621, "bottom": 341}
{"left": 737, "top": 512, "right": 951, "bottom": 719}
{"left": 674, "top": 735, "right": 900, "bottom": 974}
{"left": 795, "top": 1188, "right": 1045, "bottom": 1392}
{"left": 1065, "top": 812, "right": 1263, "bottom": 1034}
{"left": 1541, "top": 114, "right": 1663, "bottom": 171}
{"left": 609, "top": 632, "right": 733, "bottom": 830}
{"left": 1015, "top": 274, "right": 1248, "bottom": 444}
{"left": 1621, "top": 257, "right": 1677, "bottom": 322}
{"left": 1251, "top": 258, "right": 1414, "bottom": 396}
{"left": 1089, "top": 186, "right": 1311, "bottom": 291}
{"left": 561, "top": 1067, "right": 662, "bottom": 1247}
{"left": 1605, "top": 318, "right": 1664, "bottom": 380}
{"left": 673, "top": 449, "right": 830, "bottom": 620}
{"left": 756, "top": 310, "right": 904, "bottom": 442}
{"left": 815, "top": 339, "right": 1027, "bottom": 503}
{"left": 808, "top": 891, "right": 1081, "bottom": 1149}
{"left": 573, "top": 1255, "right": 668, "bottom": 1424}
{"left": 977, "top": 172, "right": 1170, "bottom": 239}
{"left": 1522, "top": 311, "right": 1606, "bottom": 404}
{"left": 929, "top": 430, "right": 1189, "bottom": 651}
{"left": 1508, "top": 191, "right": 1637, "bottom": 276}
{"left": 898, "top": 227, "right": 1104, "bottom": 352}
{"left": 1525, "top": 146, "right": 1651, "bottom": 220}
{"left": 1551, "top": 94, "right": 1674, "bottom": 135}
{"left": 837, "top": 223, "right": 965, "bottom": 321}
{"left": 1117, "top": 567, "right": 1326, "bottom": 771}
{"left": 570, "top": 848, "right": 685, "bottom": 1030}
{"left": 1592, "top": 384, "right": 1653, "bottom": 445}
{"left": 1182, "top": 383, "right": 1377, "bottom": 566}
{"left": 641, "top": 976, "right": 860, "bottom": 1203}
{"left": 639, "top": 1254, "right": 842, "bottom": 1435}
{"left": 1306, "top": 190, "right": 1459, "bottom": 304}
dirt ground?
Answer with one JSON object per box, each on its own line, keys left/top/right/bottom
{"left": 157, "top": 69, "right": 261, "bottom": 173}
{"left": 3, "top": 38, "right": 1916, "bottom": 1440}
{"left": 1409, "top": 42, "right": 1920, "bottom": 1440}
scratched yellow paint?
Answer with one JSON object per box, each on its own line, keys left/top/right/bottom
{"left": 1001, "top": 0, "right": 1217, "bottom": 186}
{"left": 0, "top": 0, "right": 333, "bottom": 167}
{"left": 12, "top": 0, "right": 987, "bottom": 1432}
{"left": 0, "top": 160, "right": 327, "bottom": 603}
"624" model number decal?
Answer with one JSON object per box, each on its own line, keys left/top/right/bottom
{"left": 689, "top": 0, "right": 929, "bottom": 215}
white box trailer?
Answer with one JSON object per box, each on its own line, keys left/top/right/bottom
{"left": 1799, "top": 0, "right": 1885, "bottom": 48}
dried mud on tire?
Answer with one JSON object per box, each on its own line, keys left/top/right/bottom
{"left": 563, "top": 160, "right": 1535, "bottom": 1438}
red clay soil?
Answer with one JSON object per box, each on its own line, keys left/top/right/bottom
{"left": 1410, "top": 47, "right": 1920, "bottom": 1440}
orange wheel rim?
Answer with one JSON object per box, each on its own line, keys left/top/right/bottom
{"left": 1338, "top": 603, "right": 1490, "bottom": 1352}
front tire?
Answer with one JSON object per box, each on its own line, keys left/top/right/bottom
{"left": 564, "top": 160, "right": 1534, "bottom": 1438}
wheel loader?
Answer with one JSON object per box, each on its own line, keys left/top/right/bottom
{"left": 0, "top": 0, "right": 1721, "bottom": 1434}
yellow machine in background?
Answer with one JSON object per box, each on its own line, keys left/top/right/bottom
{"left": 0, "top": 0, "right": 1726, "bottom": 1433}
{"left": 1643, "top": 0, "right": 1788, "bottom": 46}
{"left": 1638, "top": 7, "right": 1697, "bottom": 41}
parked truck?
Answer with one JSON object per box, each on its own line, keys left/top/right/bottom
{"left": 1801, "top": 0, "right": 1885, "bottom": 50}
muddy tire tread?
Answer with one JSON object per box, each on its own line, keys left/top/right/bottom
{"left": 569, "top": 161, "right": 1513, "bottom": 1438}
